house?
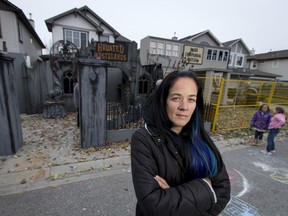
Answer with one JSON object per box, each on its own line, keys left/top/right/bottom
{"left": 223, "top": 38, "right": 281, "bottom": 80}
{"left": 45, "top": 6, "right": 150, "bottom": 112}
{"left": 140, "top": 30, "right": 232, "bottom": 103}
{"left": 0, "top": 0, "right": 50, "bottom": 115}
{"left": 247, "top": 49, "right": 288, "bottom": 80}
{"left": 0, "top": 0, "right": 45, "bottom": 62}
{"left": 140, "top": 30, "right": 230, "bottom": 74}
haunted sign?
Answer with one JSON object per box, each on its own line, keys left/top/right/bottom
{"left": 95, "top": 42, "right": 128, "bottom": 62}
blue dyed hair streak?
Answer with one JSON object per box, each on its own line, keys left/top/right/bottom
{"left": 189, "top": 108, "right": 218, "bottom": 178}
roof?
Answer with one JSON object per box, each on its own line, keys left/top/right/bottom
{"left": 45, "top": 5, "right": 120, "bottom": 38}
{"left": 178, "top": 30, "right": 223, "bottom": 47}
{"left": 247, "top": 49, "right": 288, "bottom": 60}
{"left": 231, "top": 68, "right": 282, "bottom": 78}
{"left": 222, "top": 38, "right": 251, "bottom": 54}
{"left": 1, "top": 0, "right": 45, "bottom": 48}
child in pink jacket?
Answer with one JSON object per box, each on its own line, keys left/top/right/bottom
{"left": 261, "top": 107, "right": 286, "bottom": 155}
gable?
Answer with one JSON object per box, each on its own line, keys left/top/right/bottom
{"left": 179, "top": 30, "right": 222, "bottom": 47}
{"left": 53, "top": 14, "right": 97, "bottom": 31}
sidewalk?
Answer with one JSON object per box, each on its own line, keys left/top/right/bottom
{"left": 0, "top": 113, "right": 286, "bottom": 196}
{"left": 0, "top": 113, "right": 131, "bottom": 196}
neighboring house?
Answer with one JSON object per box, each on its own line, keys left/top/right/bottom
{"left": 0, "top": 0, "right": 45, "bottom": 63}
{"left": 247, "top": 49, "right": 288, "bottom": 80}
{"left": 140, "top": 30, "right": 230, "bottom": 75}
{"left": 0, "top": 0, "right": 50, "bottom": 115}
{"left": 223, "top": 38, "right": 280, "bottom": 80}
{"left": 140, "top": 30, "right": 232, "bottom": 103}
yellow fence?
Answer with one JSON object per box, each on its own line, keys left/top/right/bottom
{"left": 200, "top": 77, "right": 288, "bottom": 132}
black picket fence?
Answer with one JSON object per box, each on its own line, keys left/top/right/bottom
{"left": 106, "top": 102, "right": 144, "bottom": 130}
{"left": 106, "top": 101, "right": 216, "bottom": 131}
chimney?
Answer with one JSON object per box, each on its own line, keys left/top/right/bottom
{"left": 172, "top": 32, "right": 178, "bottom": 40}
{"left": 28, "top": 13, "right": 35, "bottom": 29}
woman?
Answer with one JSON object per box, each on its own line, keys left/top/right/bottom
{"left": 131, "top": 71, "right": 231, "bottom": 216}
{"left": 250, "top": 103, "right": 272, "bottom": 145}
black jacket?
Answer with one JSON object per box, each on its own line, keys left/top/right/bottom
{"left": 131, "top": 126, "right": 231, "bottom": 216}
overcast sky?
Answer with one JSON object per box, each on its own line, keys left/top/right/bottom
{"left": 9, "top": 0, "right": 288, "bottom": 54}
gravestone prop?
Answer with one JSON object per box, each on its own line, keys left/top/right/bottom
{"left": 78, "top": 59, "right": 110, "bottom": 148}
{"left": 0, "top": 52, "right": 23, "bottom": 155}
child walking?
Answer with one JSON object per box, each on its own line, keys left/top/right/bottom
{"left": 261, "top": 107, "right": 286, "bottom": 155}
{"left": 250, "top": 104, "right": 272, "bottom": 145}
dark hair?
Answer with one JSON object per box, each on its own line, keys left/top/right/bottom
{"left": 275, "top": 107, "right": 285, "bottom": 114}
{"left": 259, "top": 103, "right": 270, "bottom": 112}
{"left": 146, "top": 70, "right": 222, "bottom": 178}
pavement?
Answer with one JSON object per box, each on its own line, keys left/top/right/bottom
{"left": 0, "top": 112, "right": 287, "bottom": 197}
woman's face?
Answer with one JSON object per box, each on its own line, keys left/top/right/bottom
{"left": 166, "top": 77, "right": 198, "bottom": 134}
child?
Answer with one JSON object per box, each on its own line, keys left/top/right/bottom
{"left": 261, "top": 107, "right": 286, "bottom": 155}
{"left": 250, "top": 104, "right": 272, "bottom": 145}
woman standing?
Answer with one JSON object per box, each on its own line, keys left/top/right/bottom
{"left": 131, "top": 71, "right": 231, "bottom": 216}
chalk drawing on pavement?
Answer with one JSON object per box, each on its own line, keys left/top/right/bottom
{"left": 234, "top": 169, "right": 251, "bottom": 198}
{"left": 225, "top": 170, "right": 260, "bottom": 216}
{"left": 253, "top": 162, "right": 288, "bottom": 184}
{"left": 224, "top": 196, "right": 261, "bottom": 216}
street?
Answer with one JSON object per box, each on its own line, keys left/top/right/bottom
{"left": 1, "top": 138, "right": 288, "bottom": 216}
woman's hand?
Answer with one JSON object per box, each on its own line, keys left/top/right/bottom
{"left": 154, "top": 175, "right": 170, "bottom": 189}
{"left": 204, "top": 178, "right": 212, "bottom": 186}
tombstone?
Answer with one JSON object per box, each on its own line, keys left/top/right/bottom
{"left": 78, "top": 59, "right": 110, "bottom": 148}
{"left": 0, "top": 52, "right": 23, "bottom": 155}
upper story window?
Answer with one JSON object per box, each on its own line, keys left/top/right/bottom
{"left": 157, "top": 42, "right": 164, "bottom": 55}
{"left": 207, "top": 49, "right": 229, "bottom": 62}
{"left": 150, "top": 41, "right": 157, "bottom": 54}
{"left": 272, "top": 60, "right": 279, "bottom": 68}
{"left": 172, "top": 44, "right": 179, "bottom": 57}
{"left": 223, "top": 51, "right": 228, "bottom": 61}
{"left": 166, "top": 43, "right": 172, "bottom": 56}
{"left": 212, "top": 50, "right": 217, "bottom": 60}
{"left": 235, "top": 55, "right": 244, "bottom": 67}
{"left": 218, "top": 51, "right": 223, "bottom": 61}
{"left": 228, "top": 54, "right": 234, "bottom": 66}
{"left": 100, "top": 35, "right": 109, "bottom": 42}
{"left": 64, "top": 29, "right": 88, "bottom": 48}
{"left": 207, "top": 49, "right": 212, "bottom": 60}
{"left": 17, "top": 20, "right": 23, "bottom": 42}
{"left": 0, "top": 17, "right": 2, "bottom": 38}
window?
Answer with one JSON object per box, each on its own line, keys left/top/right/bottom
{"left": 138, "top": 74, "right": 149, "bottom": 94}
{"left": 212, "top": 50, "right": 217, "bottom": 60}
{"left": 0, "top": 16, "right": 2, "bottom": 38}
{"left": 17, "top": 20, "right": 23, "bottom": 42}
{"left": 272, "top": 60, "right": 279, "bottom": 68}
{"left": 100, "top": 35, "right": 109, "bottom": 42}
{"left": 235, "top": 55, "right": 244, "bottom": 67}
{"left": 207, "top": 49, "right": 212, "bottom": 60}
{"left": 157, "top": 42, "right": 164, "bottom": 55}
{"left": 64, "top": 29, "right": 88, "bottom": 48}
{"left": 166, "top": 43, "right": 172, "bottom": 56}
{"left": 150, "top": 41, "right": 157, "bottom": 54}
{"left": 173, "top": 44, "right": 179, "bottom": 57}
{"left": 218, "top": 51, "right": 223, "bottom": 61}
{"left": 223, "top": 51, "right": 228, "bottom": 61}
{"left": 207, "top": 49, "right": 220, "bottom": 61}
{"left": 228, "top": 54, "right": 234, "bottom": 66}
